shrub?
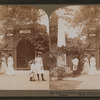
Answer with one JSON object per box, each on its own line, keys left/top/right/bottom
{"left": 55, "top": 66, "right": 67, "bottom": 80}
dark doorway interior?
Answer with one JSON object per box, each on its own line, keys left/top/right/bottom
{"left": 17, "top": 39, "right": 35, "bottom": 69}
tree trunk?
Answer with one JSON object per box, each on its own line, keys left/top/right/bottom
{"left": 77, "top": 53, "right": 84, "bottom": 74}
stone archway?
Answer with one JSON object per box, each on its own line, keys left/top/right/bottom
{"left": 17, "top": 39, "right": 35, "bottom": 69}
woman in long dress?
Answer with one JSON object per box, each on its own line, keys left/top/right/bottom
{"left": 88, "top": 54, "right": 98, "bottom": 75}
{"left": 6, "top": 54, "right": 15, "bottom": 75}
{"left": 35, "top": 52, "right": 46, "bottom": 81}
{"left": 0, "top": 55, "right": 7, "bottom": 74}
{"left": 81, "top": 55, "right": 89, "bottom": 75}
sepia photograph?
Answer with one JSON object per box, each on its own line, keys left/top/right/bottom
{"left": 0, "top": 5, "right": 49, "bottom": 90}
{"left": 0, "top": 3, "right": 100, "bottom": 97}
{"left": 49, "top": 5, "right": 100, "bottom": 90}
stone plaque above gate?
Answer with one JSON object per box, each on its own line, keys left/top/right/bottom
{"left": 19, "top": 30, "right": 31, "bottom": 34}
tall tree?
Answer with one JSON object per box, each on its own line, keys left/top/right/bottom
{"left": 0, "top": 5, "right": 45, "bottom": 35}
{"left": 0, "top": 5, "right": 49, "bottom": 52}
{"left": 49, "top": 5, "right": 100, "bottom": 73}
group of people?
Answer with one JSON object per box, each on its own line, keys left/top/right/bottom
{"left": 0, "top": 53, "right": 15, "bottom": 75}
{"left": 82, "top": 54, "right": 98, "bottom": 75}
{"left": 0, "top": 52, "right": 46, "bottom": 81}
{"left": 29, "top": 52, "right": 46, "bottom": 81}
{"left": 72, "top": 53, "right": 98, "bottom": 76}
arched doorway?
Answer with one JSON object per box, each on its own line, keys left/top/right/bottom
{"left": 17, "top": 39, "right": 35, "bottom": 69}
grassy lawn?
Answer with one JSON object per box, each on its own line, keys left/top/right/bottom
{"left": 50, "top": 80, "right": 82, "bottom": 90}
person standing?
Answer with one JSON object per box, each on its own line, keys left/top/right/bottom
{"left": 30, "top": 60, "right": 36, "bottom": 73}
{"left": 35, "top": 52, "right": 46, "bottom": 81}
{"left": 29, "top": 59, "right": 37, "bottom": 81}
{"left": 81, "top": 55, "right": 89, "bottom": 75}
{"left": 72, "top": 56, "right": 79, "bottom": 77}
{"left": 6, "top": 53, "right": 15, "bottom": 75}
{"left": 88, "top": 54, "right": 98, "bottom": 75}
{"left": 0, "top": 55, "right": 7, "bottom": 74}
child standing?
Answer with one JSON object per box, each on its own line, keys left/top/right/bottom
{"left": 29, "top": 60, "right": 37, "bottom": 81}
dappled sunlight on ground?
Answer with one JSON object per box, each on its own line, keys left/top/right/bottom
{"left": 50, "top": 71, "right": 100, "bottom": 90}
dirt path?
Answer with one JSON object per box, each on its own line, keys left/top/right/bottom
{"left": 0, "top": 70, "right": 49, "bottom": 90}
{"left": 68, "top": 71, "right": 100, "bottom": 89}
